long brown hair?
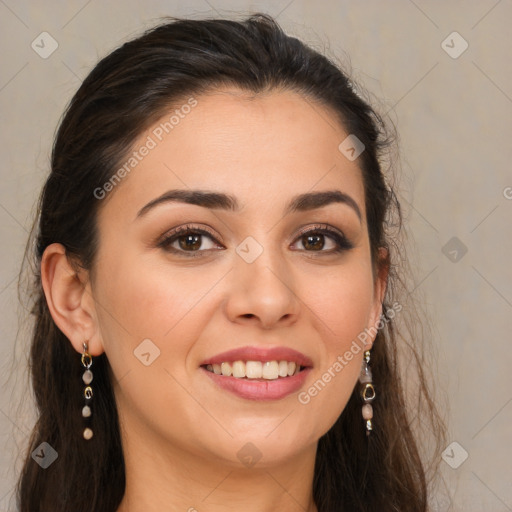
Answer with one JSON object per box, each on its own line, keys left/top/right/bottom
{"left": 15, "top": 13, "right": 446, "bottom": 511}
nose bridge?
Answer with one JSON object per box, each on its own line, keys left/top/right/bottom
{"left": 225, "top": 233, "right": 299, "bottom": 326}
{"left": 235, "top": 234, "right": 286, "bottom": 290}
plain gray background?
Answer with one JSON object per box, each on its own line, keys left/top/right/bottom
{"left": 1, "top": 1, "right": 511, "bottom": 511}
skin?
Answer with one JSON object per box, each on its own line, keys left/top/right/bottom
{"left": 41, "top": 87, "right": 387, "bottom": 511}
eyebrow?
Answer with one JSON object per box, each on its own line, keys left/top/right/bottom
{"left": 135, "top": 189, "right": 362, "bottom": 223}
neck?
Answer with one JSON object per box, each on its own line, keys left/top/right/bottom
{"left": 116, "top": 420, "right": 318, "bottom": 512}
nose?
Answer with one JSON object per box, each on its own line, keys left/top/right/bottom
{"left": 223, "top": 240, "right": 300, "bottom": 329}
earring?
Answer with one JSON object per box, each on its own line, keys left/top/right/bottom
{"left": 81, "top": 341, "right": 94, "bottom": 440}
{"left": 359, "top": 349, "right": 375, "bottom": 436}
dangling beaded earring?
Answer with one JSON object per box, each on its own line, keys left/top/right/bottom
{"left": 359, "top": 349, "right": 375, "bottom": 436}
{"left": 81, "top": 341, "right": 94, "bottom": 440}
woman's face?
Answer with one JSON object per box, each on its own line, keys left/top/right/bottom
{"left": 90, "top": 87, "right": 386, "bottom": 467}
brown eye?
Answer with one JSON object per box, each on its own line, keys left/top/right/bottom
{"left": 291, "top": 224, "right": 354, "bottom": 254}
{"left": 178, "top": 233, "right": 203, "bottom": 251}
{"left": 157, "top": 225, "right": 224, "bottom": 256}
{"left": 302, "top": 233, "right": 327, "bottom": 251}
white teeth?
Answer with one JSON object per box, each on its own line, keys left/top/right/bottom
{"left": 246, "top": 361, "right": 263, "bottom": 379}
{"left": 232, "top": 360, "right": 245, "bottom": 378}
{"left": 221, "top": 362, "right": 232, "bottom": 376}
{"left": 262, "top": 361, "right": 279, "bottom": 379}
{"left": 204, "top": 360, "right": 303, "bottom": 380}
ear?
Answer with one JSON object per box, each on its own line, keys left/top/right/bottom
{"left": 40, "top": 243, "right": 104, "bottom": 356}
{"left": 366, "top": 246, "right": 390, "bottom": 350}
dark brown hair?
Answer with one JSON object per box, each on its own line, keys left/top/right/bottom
{"left": 15, "top": 12, "right": 446, "bottom": 511}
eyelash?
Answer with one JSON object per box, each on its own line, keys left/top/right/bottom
{"left": 156, "top": 223, "right": 354, "bottom": 257}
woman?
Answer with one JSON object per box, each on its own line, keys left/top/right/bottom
{"left": 16, "top": 12, "right": 445, "bottom": 511}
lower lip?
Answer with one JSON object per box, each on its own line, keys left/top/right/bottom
{"left": 200, "top": 366, "right": 312, "bottom": 401}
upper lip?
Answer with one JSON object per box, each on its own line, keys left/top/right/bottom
{"left": 200, "top": 346, "right": 314, "bottom": 367}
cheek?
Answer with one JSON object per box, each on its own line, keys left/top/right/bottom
{"left": 97, "top": 250, "right": 218, "bottom": 341}
{"left": 93, "top": 253, "right": 224, "bottom": 442}
{"left": 302, "top": 258, "right": 375, "bottom": 348}
{"left": 94, "top": 249, "right": 234, "bottom": 396}
{"left": 293, "top": 259, "right": 374, "bottom": 430}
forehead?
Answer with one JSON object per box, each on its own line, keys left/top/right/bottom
{"left": 98, "top": 87, "right": 366, "bottom": 222}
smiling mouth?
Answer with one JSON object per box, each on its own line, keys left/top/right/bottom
{"left": 201, "top": 360, "right": 306, "bottom": 380}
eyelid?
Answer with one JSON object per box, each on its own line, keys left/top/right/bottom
{"left": 293, "top": 222, "right": 346, "bottom": 241}
{"left": 291, "top": 223, "right": 354, "bottom": 252}
{"left": 156, "top": 223, "right": 224, "bottom": 247}
{"left": 156, "top": 222, "right": 354, "bottom": 256}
